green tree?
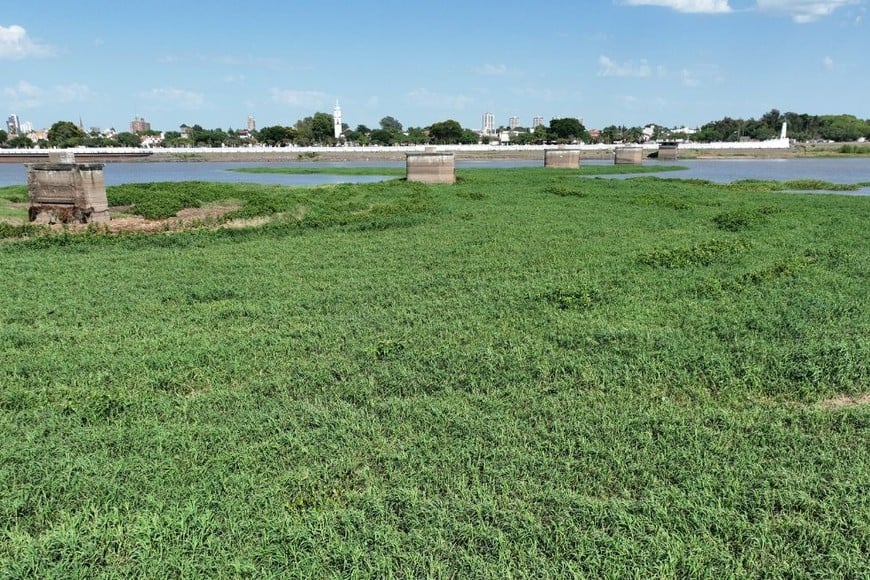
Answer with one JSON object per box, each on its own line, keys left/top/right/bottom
{"left": 0, "top": 129, "right": 7, "bottom": 144}
{"left": 532, "top": 124, "right": 550, "bottom": 144}
{"left": 599, "top": 125, "right": 621, "bottom": 144}
{"left": 511, "top": 131, "right": 536, "bottom": 145}
{"left": 161, "top": 131, "right": 191, "bottom": 147}
{"left": 379, "top": 116, "right": 403, "bottom": 135}
{"left": 428, "top": 119, "right": 463, "bottom": 144}
{"left": 369, "top": 129, "right": 394, "bottom": 146}
{"left": 83, "top": 136, "right": 116, "bottom": 147}
{"left": 47, "top": 121, "right": 86, "bottom": 148}
{"left": 650, "top": 125, "right": 668, "bottom": 141}
{"left": 761, "top": 108, "right": 783, "bottom": 133}
{"left": 694, "top": 117, "right": 741, "bottom": 142}
{"left": 818, "top": 115, "right": 867, "bottom": 141}
{"left": 346, "top": 124, "right": 372, "bottom": 144}
{"left": 405, "top": 127, "right": 428, "bottom": 144}
{"left": 746, "top": 120, "right": 775, "bottom": 141}
{"left": 548, "top": 118, "right": 590, "bottom": 143}
{"left": 623, "top": 126, "right": 644, "bottom": 143}
{"left": 258, "top": 125, "right": 296, "bottom": 146}
{"left": 187, "top": 127, "right": 228, "bottom": 147}
{"left": 312, "top": 112, "right": 335, "bottom": 143}
{"left": 7, "top": 135, "right": 34, "bottom": 148}
{"left": 115, "top": 132, "right": 142, "bottom": 147}
{"left": 460, "top": 128, "right": 479, "bottom": 144}
{"left": 295, "top": 112, "right": 335, "bottom": 145}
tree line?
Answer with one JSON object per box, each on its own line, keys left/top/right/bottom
{"left": 687, "top": 110, "right": 870, "bottom": 143}
{"left": 1, "top": 109, "right": 868, "bottom": 149}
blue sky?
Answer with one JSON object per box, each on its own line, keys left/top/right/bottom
{"left": 2, "top": 0, "right": 868, "bottom": 133}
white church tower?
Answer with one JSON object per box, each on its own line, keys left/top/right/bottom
{"left": 333, "top": 101, "right": 343, "bottom": 140}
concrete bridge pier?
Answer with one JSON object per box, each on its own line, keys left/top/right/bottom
{"left": 406, "top": 148, "right": 455, "bottom": 184}
{"left": 26, "top": 151, "right": 110, "bottom": 224}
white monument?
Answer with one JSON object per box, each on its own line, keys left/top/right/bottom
{"left": 333, "top": 101, "right": 342, "bottom": 140}
{"left": 780, "top": 121, "right": 787, "bottom": 140}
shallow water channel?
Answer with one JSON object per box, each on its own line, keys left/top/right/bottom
{"left": 1, "top": 158, "right": 869, "bottom": 194}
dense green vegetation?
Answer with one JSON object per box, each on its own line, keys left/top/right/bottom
{"left": 838, "top": 144, "right": 870, "bottom": 156}
{"left": 0, "top": 186, "right": 28, "bottom": 225}
{"left": 1, "top": 168, "right": 867, "bottom": 576}
{"left": 109, "top": 179, "right": 429, "bottom": 222}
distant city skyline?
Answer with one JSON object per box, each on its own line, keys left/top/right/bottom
{"left": 7, "top": 111, "right": 580, "bottom": 136}
{"left": 2, "top": 1, "right": 868, "bottom": 133}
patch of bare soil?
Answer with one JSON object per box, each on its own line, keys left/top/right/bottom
{"left": 175, "top": 204, "right": 240, "bottom": 220}
{"left": 47, "top": 203, "right": 247, "bottom": 234}
{"left": 817, "top": 393, "right": 870, "bottom": 409}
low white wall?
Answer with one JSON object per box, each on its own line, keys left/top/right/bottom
{"left": 0, "top": 139, "right": 793, "bottom": 157}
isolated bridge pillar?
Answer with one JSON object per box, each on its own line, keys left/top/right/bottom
{"left": 544, "top": 148, "right": 581, "bottom": 168}
{"left": 657, "top": 142, "right": 679, "bottom": 161}
{"left": 26, "top": 152, "right": 110, "bottom": 224}
{"left": 615, "top": 146, "right": 644, "bottom": 165}
{"left": 406, "top": 148, "right": 455, "bottom": 184}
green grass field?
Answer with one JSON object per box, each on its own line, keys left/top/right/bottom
{"left": 1, "top": 168, "right": 868, "bottom": 577}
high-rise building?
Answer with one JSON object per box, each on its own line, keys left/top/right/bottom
{"left": 532, "top": 116, "right": 544, "bottom": 130}
{"left": 130, "top": 116, "right": 151, "bottom": 133}
{"left": 6, "top": 114, "right": 21, "bottom": 135}
{"left": 247, "top": 115, "right": 256, "bottom": 132}
{"left": 333, "top": 102, "right": 342, "bottom": 140}
{"left": 482, "top": 112, "right": 494, "bottom": 135}
{"left": 509, "top": 116, "right": 520, "bottom": 130}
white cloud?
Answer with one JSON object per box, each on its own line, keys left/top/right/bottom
{"left": 270, "top": 88, "right": 330, "bottom": 108}
{"left": 3, "top": 80, "right": 40, "bottom": 97}
{"left": 622, "top": 0, "right": 732, "bottom": 13}
{"left": 755, "top": 0, "right": 859, "bottom": 22}
{"left": 475, "top": 63, "right": 508, "bottom": 76}
{"left": 213, "top": 54, "right": 284, "bottom": 69}
{"left": 142, "top": 88, "right": 205, "bottom": 109}
{"left": 0, "top": 24, "right": 54, "bottom": 59}
{"left": 406, "top": 88, "right": 473, "bottom": 110}
{"left": 55, "top": 83, "right": 93, "bottom": 102}
{"left": 2, "top": 80, "right": 93, "bottom": 109}
{"left": 681, "top": 69, "right": 701, "bottom": 86}
{"left": 623, "top": 0, "right": 858, "bottom": 21}
{"left": 598, "top": 55, "right": 652, "bottom": 77}
{"left": 822, "top": 55, "right": 835, "bottom": 69}
{"left": 2, "top": 80, "right": 42, "bottom": 108}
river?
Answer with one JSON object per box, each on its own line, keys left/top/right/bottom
{"left": 1, "top": 158, "right": 869, "bottom": 194}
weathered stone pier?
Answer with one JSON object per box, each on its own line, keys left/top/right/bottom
{"left": 405, "top": 148, "right": 455, "bottom": 184}
{"left": 614, "top": 146, "right": 644, "bottom": 165}
{"left": 544, "top": 148, "right": 580, "bottom": 168}
{"left": 657, "top": 142, "right": 679, "bottom": 161}
{"left": 26, "top": 151, "right": 110, "bottom": 224}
